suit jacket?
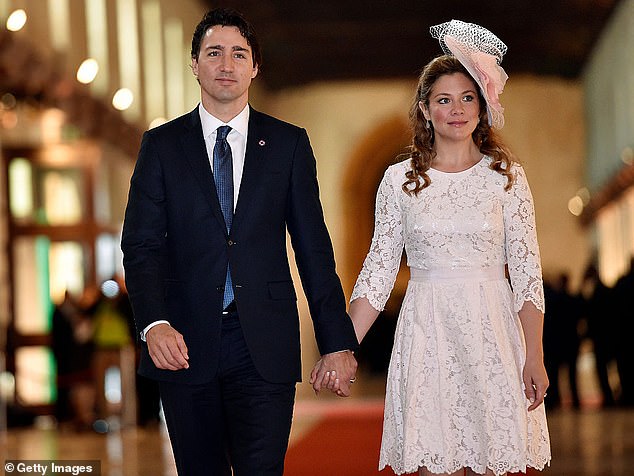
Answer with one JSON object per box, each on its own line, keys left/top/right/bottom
{"left": 121, "top": 106, "right": 358, "bottom": 384}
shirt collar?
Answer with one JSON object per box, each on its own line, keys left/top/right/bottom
{"left": 199, "top": 103, "right": 250, "bottom": 139}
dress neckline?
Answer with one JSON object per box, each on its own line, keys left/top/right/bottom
{"left": 429, "top": 156, "right": 486, "bottom": 176}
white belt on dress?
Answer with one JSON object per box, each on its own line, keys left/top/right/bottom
{"left": 409, "top": 266, "right": 505, "bottom": 282}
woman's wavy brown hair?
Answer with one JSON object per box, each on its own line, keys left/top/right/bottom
{"left": 402, "top": 55, "right": 515, "bottom": 196}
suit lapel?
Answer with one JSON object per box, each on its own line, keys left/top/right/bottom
{"left": 232, "top": 108, "right": 269, "bottom": 233}
{"left": 180, "top": 109, "right": 227, "bottom": 234}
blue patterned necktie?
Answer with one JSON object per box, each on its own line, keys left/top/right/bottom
{"left": 213, "top": 125, "right": 234, "bottom": 309}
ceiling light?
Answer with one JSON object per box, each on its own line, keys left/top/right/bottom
{"left": 568, "top": 196, "right": 583, "bottom": 216}
{"left": 6, "top": 9, "right": 27, "bottom": 31}
{"left": 112, "top": 88, "right": 133, "bottom": 111}
{"left": 77, "top": 58, "right": 99, "bottom": 84}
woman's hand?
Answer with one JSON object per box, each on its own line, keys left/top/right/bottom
{"left": 523, "top": 356, "right": 549, "bottom": 411}
{"left": 309, "top": 351, "right": 358, "bottom": 397}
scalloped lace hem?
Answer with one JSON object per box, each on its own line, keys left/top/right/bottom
{"left": 379, "top": 457, "right": 552, "bottom": 476}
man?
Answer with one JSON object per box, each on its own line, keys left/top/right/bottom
{"left": 121, "top": 7, "right": 358, "bottom": 476}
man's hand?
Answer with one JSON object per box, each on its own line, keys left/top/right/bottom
{"left": 309, "top": 350, "right": 357, "bottom": 397}
{"left": 146, "top": 323, "right": 189, "bottom": 370}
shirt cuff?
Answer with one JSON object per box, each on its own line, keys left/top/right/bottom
{"left": 141, "top": 320, "right": 170, "bottom": 341}
{"left": 324, "top": 349, "right": 353, "bottom": 356}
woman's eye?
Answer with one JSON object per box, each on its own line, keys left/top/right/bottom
{"left": 438, "top": 98, "right": 449, "bottom": 104}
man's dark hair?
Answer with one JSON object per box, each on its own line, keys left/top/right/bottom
{"left": 190, "top": 8, "right": 262, "bottom": 68}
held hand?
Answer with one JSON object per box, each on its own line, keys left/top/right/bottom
{"left": 523, "top": 356, "right": 549, "bottom": 411}
{"left": 309, "top": 359, "right": 323, "bottom": 394}
{"left": 309, "top": 351, "right": 357, "bottom": 397}
{"left": 146, "top": 323, "right": 189, "bottom": 371}
{"left": 310, "top": 358, "right": 344, "bottom": 395}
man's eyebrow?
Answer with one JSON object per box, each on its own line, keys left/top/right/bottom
{"left": 204, "top": 45, "right": 250, "bottom": 51}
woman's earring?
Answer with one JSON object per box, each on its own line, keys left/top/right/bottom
{"left": 425, "top": 120, "right": 432, "bottom": 129}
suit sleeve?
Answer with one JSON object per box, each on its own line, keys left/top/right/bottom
{"left": 286, "top": 129, "right": 359, "bottom": 355}
{"left": 121, "top": 131, "right": 169, "bottom": 336}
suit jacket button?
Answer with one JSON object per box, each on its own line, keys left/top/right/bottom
{"left": 228, "top": 240, "right": 235, "bottom": 246}
{"left": 216, "top": 286, "right": 224, "bottom": 292}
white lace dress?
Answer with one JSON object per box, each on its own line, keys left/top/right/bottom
{"left": 351, "top": 157, "right": 551, "bottom": 475}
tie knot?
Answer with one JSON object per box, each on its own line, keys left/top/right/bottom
{"left": 216, "top": 125, "right": 231, "bottom": 142}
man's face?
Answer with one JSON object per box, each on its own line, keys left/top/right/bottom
{"left": 191, "top": 25, "right": 258, "bottom": 111}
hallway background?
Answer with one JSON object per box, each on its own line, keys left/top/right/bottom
{"left": 0, "top": 1, "right": 633, "bottom": 473}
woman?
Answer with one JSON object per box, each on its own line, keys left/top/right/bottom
{"left": 313, "top": 20, "right": 551, "bottom": 475}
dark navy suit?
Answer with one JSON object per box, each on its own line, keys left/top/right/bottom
{"left": 121, "top": 106, "right": 357, "bottom": 475}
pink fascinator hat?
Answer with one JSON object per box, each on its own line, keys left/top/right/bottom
{"left": 430, "top": 20, "right": 508, "bottom": 129}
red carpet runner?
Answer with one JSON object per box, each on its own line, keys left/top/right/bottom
{"left": 284, "top": 402, "right": 537, "bottom": 476}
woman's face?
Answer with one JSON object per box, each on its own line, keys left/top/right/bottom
{"left": 420, "top": 72, "right": 481, "bottom": 142}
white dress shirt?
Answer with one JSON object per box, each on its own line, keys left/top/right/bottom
{"left": 141, "top": 103, "right": 250, "bottom": 340}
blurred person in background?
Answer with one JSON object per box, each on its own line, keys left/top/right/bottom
{"left": 543, "top": 273, "right": 582, "bottom": 409}
{"left": 614, "top": 258, "right": 634, "bottom": 406}
{"left": 90, "top": 278, "right": 135, "bottom": 429}
{"left": 51, "top": 289, "right": 96, "bottom": 430}
{"left": 581, "top": 262, "right": 618, "bottom": 407}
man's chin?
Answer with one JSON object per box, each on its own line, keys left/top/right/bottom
{"left": 213, "top": 91, "right": 248, "bottom": 104}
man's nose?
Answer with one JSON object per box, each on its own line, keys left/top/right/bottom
{"left": 220, "top": 55, "right": 234, "bottom": 71}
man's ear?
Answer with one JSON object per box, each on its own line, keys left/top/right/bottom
{"left": 251, "top": 63, "right": 259, "bottom": 80}
{"left": 191, "top": 58, "right": 199, "bottom": 78}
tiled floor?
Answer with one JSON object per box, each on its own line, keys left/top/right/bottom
{"left": 543, "top": 406, "right": 634, "bottom": 475}
{"left": 2, "top": 350, "right": 632, "bottom": 476}
{"left": 2, "top": 398, "right": 634, "bottom": 475}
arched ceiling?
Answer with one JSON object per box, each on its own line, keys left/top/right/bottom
{"left": 202, "top": 0, "right": 622, "bottom": 90}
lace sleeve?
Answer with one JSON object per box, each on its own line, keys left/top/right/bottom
{"left": 351, "top": 167, "right": 405, "bottom": 312}
{"left": 503, "top": 164, "right": 545, "bottom": 313}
